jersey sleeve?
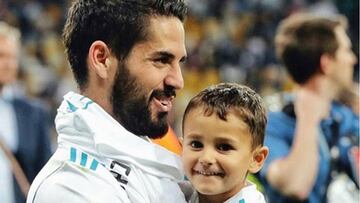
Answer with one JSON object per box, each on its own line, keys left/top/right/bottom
{"left": 28, "top": 161, "right": 131, "bottom": 203}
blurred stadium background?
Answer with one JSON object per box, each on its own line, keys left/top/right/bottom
{"left": 0, "top": 0, "right": 358, "bottom": 144}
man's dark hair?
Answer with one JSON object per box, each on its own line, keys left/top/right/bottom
{"left": 275, "top": 14, "right": 346, "bottom": 84}
{"left": 182, "top": 83, "right": 267, "bottom": 149}
{"left": 63, "top": 0, "right": 187, "bottom": 89}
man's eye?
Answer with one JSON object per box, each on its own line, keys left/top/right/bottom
{"left": 217, "top": 144, "right": 233, "bottom": 152}
{"left": 190, "top": 141, "right": 203, "bottom": 149}
{"left": 154, "top": 57, "right": 169, "bottom": 64}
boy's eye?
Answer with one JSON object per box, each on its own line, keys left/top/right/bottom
{"left": 217, "top": 143, "right": 233, "bottom": 152}
{"left": 190, "top": 140, "right": 203, "bottom": 149}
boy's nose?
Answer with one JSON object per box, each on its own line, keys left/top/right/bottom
{"left": 198, "top": 149, "right": 216, "bottom": 166}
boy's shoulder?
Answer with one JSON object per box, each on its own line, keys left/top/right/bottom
{"left": 188, "top": 182, "right": 266, "bottom": 203}
{"left": 225, "top": 182, "right": 266, "bottom": 203}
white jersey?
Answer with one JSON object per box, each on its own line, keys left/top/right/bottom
{"left": 189, "top": 181, "right": 266, "bottom": 203}
{"left": 27, "top": 92, "right": 188, "bottom": 203}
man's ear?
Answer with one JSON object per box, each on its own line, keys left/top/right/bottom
{"left": 88, "top": 40, "right": 112, "bottom": 79}
{"left": 319, "top": 54, "right": 333, "bottom": 75}
{"left": 249, "top": 146, "right": 269, "bottom": 173}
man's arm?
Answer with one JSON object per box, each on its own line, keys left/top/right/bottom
{"left": 28, "top": 161, "right": 132, "bottom": 203}
{"left": 266, "top": 88, "right": 330, "bottom": 200}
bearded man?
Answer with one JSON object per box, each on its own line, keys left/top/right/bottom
{"left": 27, "top": 0, "right": 189, "bottom": 202}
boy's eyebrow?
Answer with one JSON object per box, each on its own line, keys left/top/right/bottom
{"left": 214, "top": 137, "right": 238, "bottom": 144}
{"left": 184, "top": 134, "right": 202, "bottom": 139}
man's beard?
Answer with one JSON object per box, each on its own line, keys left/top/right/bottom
{"left": 111, "top": 62, "right": 174, "bottom": 139}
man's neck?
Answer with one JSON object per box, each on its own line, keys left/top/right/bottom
{"left": 81, "top": 85, "right": 114, "bottom": 118}
{"left": 302, "top": 75, "right": 335, "bottom": 100}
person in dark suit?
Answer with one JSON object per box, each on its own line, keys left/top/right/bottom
{"left": 0, "top": 21, "right": 52, "bottom": 203}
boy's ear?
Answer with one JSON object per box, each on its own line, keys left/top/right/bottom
{"left": 179, "top": 137, "right": 184, "bottom": 155}
{"left": 249, "top": 146, "right": 269, "bottom": 173}
{"left": 179, "top": 136, "right": 184, "bottom": 145}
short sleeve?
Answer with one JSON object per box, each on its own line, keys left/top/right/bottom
{"left": 260, "top": 112, "right": 295, "bottom": 179}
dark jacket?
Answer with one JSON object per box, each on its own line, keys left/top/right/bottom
{"left": 12, "top": 97, "right": 52, "bottom": 203}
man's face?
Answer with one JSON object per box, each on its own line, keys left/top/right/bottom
{"left": 328, "top": 27, "right": 357, "bottom": 94}
{"left": 0, "top": 36, "right": 19, "bottom": 87}
{"left": 111, "top": 16, "right": 186, "bottom": 138}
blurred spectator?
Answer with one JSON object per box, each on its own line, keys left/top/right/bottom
{"left": 259, "top": 13, "right": 359, "bottom": 203}
{"left": 0, "top": 21, "right": 52, "bottom": 203}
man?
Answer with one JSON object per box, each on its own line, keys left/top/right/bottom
{"left": 0, "top": 22, "right": 52, "bottom": 203}
{"left": 27, "top": 0, "right": 188, "bottom": 202}
{"left": 259, "top": 14, "right": 359, "bottom": 203}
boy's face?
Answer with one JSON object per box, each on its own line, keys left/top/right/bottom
{"left": 182, "top": 107, "right": 258, "bottom": 199}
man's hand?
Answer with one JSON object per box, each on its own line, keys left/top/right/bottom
{"left": 295, "top": 88, "right": 331, "bottom": 124}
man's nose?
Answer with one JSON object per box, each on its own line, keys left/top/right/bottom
{"left": 165, "top": 63, "right": 184, "bottom": 90}
{"left": 351, "top": 51, "right": 358, "bottom": 65}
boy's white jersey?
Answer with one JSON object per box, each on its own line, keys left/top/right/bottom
{"left": 189, "top": 182, "right": 266, "bottom": 203}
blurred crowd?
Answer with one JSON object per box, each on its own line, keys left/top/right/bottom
{"left": 0, "top": 0, "right": 358, "bottom": 139}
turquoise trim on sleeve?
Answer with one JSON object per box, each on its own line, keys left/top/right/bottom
{"left": 239, "top": 199, "right": 245, "bottom": 203}
{"left": 83, "top": 101, "right": 94, "bottom": 109}
{"left": 90, "top": 159, "right": 99, "bottom": 171}
{"left": 80, "top": 152, "right": 88, "bottom": 167}
{"left": 66, "top": 100, "right": 78, "bottom": 112}
{"left": 70, "top": 147, "right": 76, "bottom": 162}
{"left": 69, "top": 147, "right": 100, "bottom": 171}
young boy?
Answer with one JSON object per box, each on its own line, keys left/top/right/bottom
{"left": 181, "top": 83, "right": 269, "bottom": 203}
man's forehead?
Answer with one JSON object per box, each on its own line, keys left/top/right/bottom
{"left": 136, "top": 17, "right": 186, "bottom": 59}
{"left": 335, "top": 26, "right": 351, "bottom": 47}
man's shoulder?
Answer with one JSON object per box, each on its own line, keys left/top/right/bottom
{"left": 331, "top": 102, "right": 359, "bottom": 122}
{"left": 29, "top": 177, "right": 129, "bottom": 203}
{"left": 27, "top": 153, "right": 130, "bottom": 203}
{"left": 266, "top": 109, "right": 296, "bottom": 137}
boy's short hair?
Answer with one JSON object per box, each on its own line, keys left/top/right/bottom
{"left": 275, "top": 13, "right": 347, "bottom": 84}
{"left": 182, "top": 83, "right": 267, "bottom": 149}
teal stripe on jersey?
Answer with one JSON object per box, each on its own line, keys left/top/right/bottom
{"left": 90, "top": 159, "right": 99, "bottom": 171}
{"left": 66, "top": 101, "right": 78, "bottom": 112}
{"left": 80, "top": 152, "right": 88, "bottom": 167}
{"left": 70, "top": 147, "right": 76, "bottom": 162}
{"left": 83, "top": 101, "right": 94, "bottom": 109}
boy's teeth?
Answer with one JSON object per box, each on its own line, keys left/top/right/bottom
{"left": 197, "top": 171, "right": 220, "bottom": 176}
